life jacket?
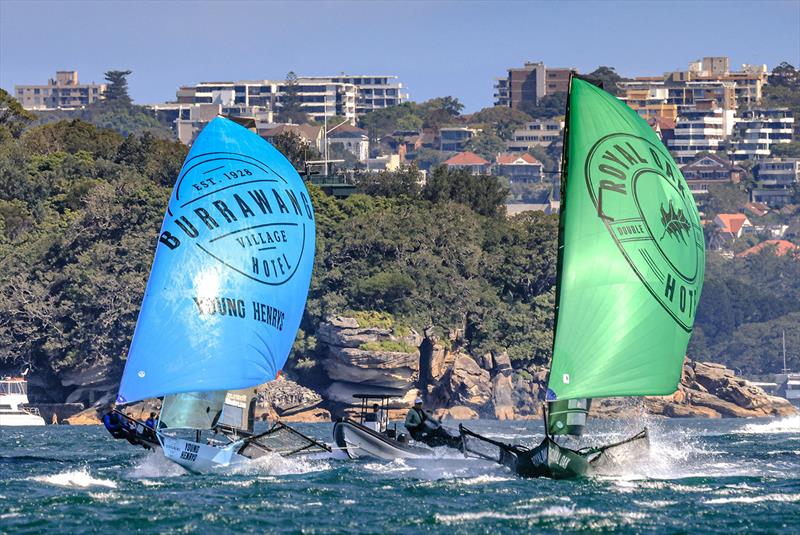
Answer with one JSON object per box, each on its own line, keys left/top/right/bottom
{"left": 413, "top": 408, "right": 428, "bottom": 423}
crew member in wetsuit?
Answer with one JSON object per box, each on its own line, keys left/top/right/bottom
{"left": 102, "top": 410, "right": 126, "bottom": 439}
{"left": 145, "top": 412, "right": 157, "bottom": 429}
{"left": 404, "top": 398, "right": 461, "bottom": 449}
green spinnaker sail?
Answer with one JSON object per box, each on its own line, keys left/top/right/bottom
{"left": 547, "top": 78, "right": 705, "bottom": 402}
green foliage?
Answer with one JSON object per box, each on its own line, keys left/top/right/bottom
{"left": 770, "top": 142, "right": 800, "bottom": 159}
{"left": 519, "top": 93, "right": 567, "bottom": 120}
{"left": 463, "top": 131, "right": 506, "bottom": 160}
{"left": 277, "top": 71, "right": 310, "bottom": 124}
{"left": 359, "top": 340, "right": 418, "bottom": 353}
{"left": 422, "top": 166, "right": 508, "bottom": 217}
{"left": 358, "top": 96, "right": 464, "bottom": 145}
{"left": 103, "top": 70, "right": 133, "bottom": 106}
{"left": 581, "top": 67, "right": 627, "bottom": 96}
{"left": 704, "top": 183, "right": 749, "bottom": 218}
{"left": 469, "top": 106, "right": 532, "bottom": 140}
{"left": 354, "top": 164, "right": 422, "bottom": 197}
{"left": 0, "top": 89, "right": 35, "bottom": 137}
{"left": 269, "top": 131, "right": 321, "bottom": 170}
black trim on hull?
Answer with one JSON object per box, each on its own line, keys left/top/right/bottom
{"left": 459, "top": 425, "right": 649, "bottom": 479}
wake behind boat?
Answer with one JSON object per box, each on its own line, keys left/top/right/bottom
{"left": 104, "top": 116, "right": 327, "bottom": 472}
{"left": 460, "top": 76, "right": 705, "bottom": 479}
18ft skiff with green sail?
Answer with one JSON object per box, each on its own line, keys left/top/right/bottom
{"left": 461, "top": 76, "right": 706, "bottom": 478}
{"left": 105, "top": 117, "right": 331, "bottom": 471}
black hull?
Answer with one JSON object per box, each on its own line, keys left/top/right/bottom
{"left": 460, "top": 425, "right": 649, "bottom": 479}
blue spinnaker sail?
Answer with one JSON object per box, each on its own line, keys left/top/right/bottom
{"left": 117, "top": 117, "right": 316, "bottom": 404}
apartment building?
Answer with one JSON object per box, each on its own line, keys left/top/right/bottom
{"left": 506, "top": 119, "right": 564, "bottom": 152}
{"left": 618, "top": 57, "right": 768, "bottom": 114}
{"left": 176, "top": 75, "right": 406, "bottom": 123}
{"left": 302, "top": 75, "right": 407, "bottom": 115}
{"left": 495, "top": 153, "right": 543, "bottom": 183}
{"left": 440, "top": 127, "right": 478, "bottom": 152}
{"left": 15, "top": 71, "right": 106, "bottom": 110}
{"left": 147, "top": 102, "right": 274, "bottom": 145}
{"left": 730, "top": 109, "right": 795, "bottom": 161}
{"left": 668, "top": 106, "right": 735, "bottom": 164}
{"left": 494, "top": 62, "right": 575, "bottom": 109}
{"left": 752, "top": 158, "right": 800, "bottom": 207}
{"left": 680, "top": 153, "right": 744, "bottom": 196}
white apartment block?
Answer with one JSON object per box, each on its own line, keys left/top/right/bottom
{"left": 730, "top": 109, "right": 794, "bottom": 161}
{"left": 506, "top": 119, "right": 564, "bottom": 152}
{"left": 176, "top": 75, "right": 407, "bottom": 123}
{"left": 668, "top": 108, "right": 735, "bottom": 164}
{"left": 147, "top": 102, "right": 274, "bottom": 145}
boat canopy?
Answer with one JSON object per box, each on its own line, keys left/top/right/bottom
{"left": 547, "top": 78, "right": 705, "bottom": 403}
{"left": 117, "top": 117, "right": 316, "bottom": 404}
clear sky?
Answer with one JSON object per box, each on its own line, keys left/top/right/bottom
{"left": 1, "top": 0, "right": 799, "bottom": 112}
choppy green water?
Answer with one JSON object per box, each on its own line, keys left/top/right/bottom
{"left": 1, "top": 417, "right": 798, "bottom": 533}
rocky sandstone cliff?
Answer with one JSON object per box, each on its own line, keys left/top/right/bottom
{"left": 44, "top": 315, "right": 799, "bottom": 424}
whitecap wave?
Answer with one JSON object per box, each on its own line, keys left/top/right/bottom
{"left": 225, "top": 451, "right": 328, "bottom": 476}
{"left": 738, "top": 415, "right": 800, "bottom": 434}
{"left": 703, "top": 493, "right": 800, "bottom": 505}
{"left": 453, "top": 474, "right": 512, "bottom": 486}
{"left": 128, "top": 451, "right": 187, "bottom": 478}
{"left": 435, "top": 506, "right": 593, "bottom": 524}
{"left": 31, "top": 468, "right": 117, "bottom": 489}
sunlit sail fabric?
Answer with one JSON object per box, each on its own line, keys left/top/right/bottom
{"left": 117, "top": 117, "right": 316, "bottom": 403}
{"left": 160, "top": 391, "right": 227, "bottom": 430}
{"left": 547, "top": 78, "right": 705, "bottom": 401}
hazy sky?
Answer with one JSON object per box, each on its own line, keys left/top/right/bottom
{"left": 2, "top": 0, "right": 799, "bottom": 112}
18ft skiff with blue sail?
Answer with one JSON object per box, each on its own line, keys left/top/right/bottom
{"left": 106, "top": 117, "right": 331, "bottom": 472}
{"left": 461, "top": 77, "right": 706, "bottom": 478}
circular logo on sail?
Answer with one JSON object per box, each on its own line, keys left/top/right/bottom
{"left": 158, "top": 153, "right": 314, "bottom": 286}
{"left": 584, "top": 134, "right": 704, "bottom": 331}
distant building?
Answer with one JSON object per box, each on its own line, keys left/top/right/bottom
{"left": 668, "top": 106, "right": 735, "bottom": 164}
{"left": 327, "top": 125, "right": 370, "bottom": 162}
{"left": 647, "top": 116, "right": 676, "bottom": 145}
{"left": 494, "top": 62, "right": 575, "bottom": 109}
{"left": 506, "top": 119, "right": 564, "bottom": 152}
{"left": 742, "top": 201, "right": 770, "bottom": 218}
{"left": 680, "top": 153, "right": 744, "bottom": 196}
{"left": 177, "top": 74, "right": 407, "bottom": 123}
{"left": 302, "top": 75, "right": 407, "bottom": 115}
{"left": 752, "top": 158, "right": 800, "bottom": 207}
{"left": 618, "top": 56, "right": 768, "bottom": 113}
{"left": 738, "top": 239, "right": 797, "bottom": 258}
{"left": 714, "top": 213, "right": 752, "bottom": 239}
{"left": 444, "top": 151, "right": 491, "bottom": 175}
{"left": 146, "top": 102, "right": 273, "bottom": 145}
{"left": 494, "top": 153, "right": 543, "bottom": 183}
{"left": 730, "top": 109, "right": 795, "bottom": 162}
{"left": 440, "top": 127, "right": 477, "bottom": 152}
{"left": 15, "top": 71, "right": 106, "bottom": 110}
{"left": 259, "top": 123, "right": 324, "bottom": 152}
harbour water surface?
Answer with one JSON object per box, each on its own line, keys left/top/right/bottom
{"left": 1, "top": 416, "right": 798, "bottom": 533}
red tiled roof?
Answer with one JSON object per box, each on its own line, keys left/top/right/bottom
{"left": 444, "top": 151, "right": 490, "bottom": 166}
{"left": 496, "top": 152, "right": 541, "bottom": 165}
{"left": 715, "top": 213, "right": 750, "bottom": 234}
{"left": 743, "top": 202, "right": 770, "bottom": 218}
{"left": 737, "top": 240, "right": 797, "bottom": 257}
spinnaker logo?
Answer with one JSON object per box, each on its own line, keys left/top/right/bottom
{"left": 584, "top": 134, "right": 704, "bottom": 331}
{"left": 158, "top": 152, "right": 314, "bottom": 286}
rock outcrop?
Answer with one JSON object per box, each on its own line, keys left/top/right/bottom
{"left": 257, "top": 376, "right": 324, "bottom": 421}
{"left": 316, "top": 315, "right": 423, "bottom": 417}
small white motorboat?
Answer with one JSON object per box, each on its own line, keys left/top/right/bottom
{"left": 0, "top": 376, "right": 45, "bottom": 426}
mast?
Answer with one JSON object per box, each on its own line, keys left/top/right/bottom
{"left": 783, "top": 330, "right": 788, "bottom": 373}
{"left": 548, "top": 74, "right": 574, "bottom": 391}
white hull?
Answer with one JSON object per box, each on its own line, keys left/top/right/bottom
{"left": 160, "top": 435, "right": 248, "bottom": 473}
{"left": 0, "top": 412, "right": 46, "bottom": 426}
{"left": 333, "top": 420, "right": 431, "bottom": 460}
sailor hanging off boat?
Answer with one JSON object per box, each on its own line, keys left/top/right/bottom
{"left": 404, "top": 398, "right": 461, "bottom": 450}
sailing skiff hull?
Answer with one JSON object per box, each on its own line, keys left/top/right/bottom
{"left": 333, "top": 419, "right": 432, "bottom": 460}
{"left": 160, "top": 435, "right": 248, "bottom": 473}
{"left": 460, "top": 425, "right": 650, "bottom": 479}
